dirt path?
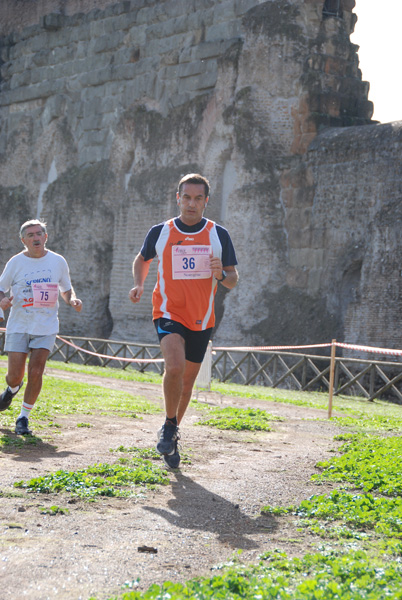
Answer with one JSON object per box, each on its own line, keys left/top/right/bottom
{"left": 0, "top": 370, "right": 343, "bottom": 600}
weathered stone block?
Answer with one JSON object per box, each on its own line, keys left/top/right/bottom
{"left": 41, "top": 13, "right": 64, "bottom": 32}
{"left": 179, "top": 65, "right": 217, "bottom": 92}
{"left": 67, "top": 24, "right": 91, "bottom": 43}
{"left": 160, "top": 49, "right": 180, "bottom": 66}
{"left": 192, "top": 40, "right": 234, "bottom": 61}
{"left": 121, "top": 76, "right": 148, "bottom": 106}
{"left": 80, "top": 66, "right": 113, "bottom": 87}
{"left": 137, "top": 5, "right": 168, "bottom": 26}
{"left": 126, "top": 24, "right": 147, "bottom": 46}
{"left": 143, "top": 33, "right": 190, "bottom": 58}
{"left": 146, "top": 15, "right": 189, "bottom": 40}
{"left": 205, "top": 20, "right": 241, "bottom": 42}
{"left": 213, "top": 0, "right": 236, "bottom": 23}
{"left": 159, "top": 64, "right": 180, "bottom": 81}
{"left": 178, "top": 60, "right": 209, "bottom": 78}
{"left": 10, "top": 70, "right": 31, "bottom": 90}
{"left": 109, "top": 10, "right": 139, "bottom": 32}
{"left": 103, "top": 1, "right": 132, "bottom": 18}
{"left": 92, "top": 31, "right": 125, "bottom": 54}
{"left": 80, "top": 114, "right": 104, "bottom": 131}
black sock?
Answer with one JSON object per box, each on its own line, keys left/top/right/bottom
{"left": 166, "top": 416, "right": 177, "bottom": 426}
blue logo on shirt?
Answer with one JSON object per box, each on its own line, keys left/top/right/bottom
{"left": 26, "top": 277, "right": 51, "bottom": 285}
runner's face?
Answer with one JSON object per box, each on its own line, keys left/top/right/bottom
{"left": 22, "top": 226, "right": 48, "bottom": 258}
{"left": 177, "top": 183, "right": 208, "bottom": 225}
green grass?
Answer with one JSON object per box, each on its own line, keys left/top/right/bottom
{"left": 195, "top": 406, "right": 283, "bottom": 431}
{"left": 0, "top": 433, "right": 40, "bottom": 449}
{"left": 110, "top": 444, "right": 193, "bottom": 465}
{"left": 0, "top": 374, "right": 162, "bottom": 435}
{"left": 44, "top": 358, "right": 163, "bottom": 385}
{"left": 312, "top": 435, "right": 402, "bottom": 495}
{"left": 262, "top": 490, "right": 402, "bottom": 539}
{"left": 97, "top": 549, "right": 402, "bottom": 599}
{"left": 262, "top": 429, "right": 402, "bottom": 547}
{"left": 209, "top": 380, "right": 402, "bottom": 427}
{"left": 39, "top": 505, "right": 69, "bottom": 515}
{"left": 15, "top": 454, "right": 169, "bottom": 499}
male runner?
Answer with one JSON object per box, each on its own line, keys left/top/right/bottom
{"left": 129, "top": 173, "right": 238, "bottom": 468}
{"left": 0, "top": 219, "right": 83, "bottom": 435}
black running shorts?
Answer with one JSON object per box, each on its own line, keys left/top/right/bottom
{"left": 154, "top": 317, "right": 212, "bottom": 364}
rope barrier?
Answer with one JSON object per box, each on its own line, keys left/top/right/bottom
{"left": 56, "top": 335, "right": 165, "bottom": 363}
{"left": 335, "top": 341, "right": 402, "bottom": 357}
{"left": 213, "top": 343, "right": 332, "bottom": 352}
{"left": 214, "top": 341, "right": 402, "bottom": 357}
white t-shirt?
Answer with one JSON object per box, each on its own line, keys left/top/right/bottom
{"left": 0, "top": 250, "right": 72, "bottom": 335}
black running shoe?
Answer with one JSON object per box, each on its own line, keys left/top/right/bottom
{"left": 163, "top": 440, "right": 181, "bottom": 469}
{"left": 156, "top": 421, "right": 179, "bottom": 455}
{"left": 0, "top": 381, "right": 24, "bottom": 412}
{"left": 15, "top": 416, "right": 32, "bottom": 436}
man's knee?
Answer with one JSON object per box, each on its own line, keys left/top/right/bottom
{"left": 165, "top": 362, "right": 185, "bottom": 379}
{"left": 27, "top": 364, "right": 45, "bottom": 382}
{"left": 6, "top": 373, "right": 24, "bottom": 388}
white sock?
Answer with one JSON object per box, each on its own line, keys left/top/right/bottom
{"left": 19, "top": 402, "right": 34, "bottom": 420}
{"left": 9, "top": 385, "right": 20, "bottom": 394}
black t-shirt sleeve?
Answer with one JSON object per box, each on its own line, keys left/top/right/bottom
{"left": 216, "top": 225, "right": 238, "bottom": 267}
{"left": 140, "top": 224, "right": 164, "bottom": 261}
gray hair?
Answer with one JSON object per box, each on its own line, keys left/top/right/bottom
{"left": 19, "top": 219, "right": 47, "bottom": 239}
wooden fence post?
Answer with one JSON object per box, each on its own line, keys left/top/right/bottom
{"left": 328, "top": 339, "right": 337, "bottom": 419}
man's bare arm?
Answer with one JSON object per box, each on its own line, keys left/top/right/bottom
{"left": 0, "top": 291, "right": 13, "bottom": 311}
{"left": 129, "top": 253, "right": 152, "bottom": 304}
{"left": 60, "top": 287, "right": 83, "bottom": 312}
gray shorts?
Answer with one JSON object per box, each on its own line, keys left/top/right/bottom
{"left": 5, "top": 332, "right": 57, "bottom": 353}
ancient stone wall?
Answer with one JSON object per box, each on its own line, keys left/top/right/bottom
{"left": 1, "top": 0, "right": 395, "bottom": 354}
{"left": 253, "top": 121, "right": 402, "bottom": 351}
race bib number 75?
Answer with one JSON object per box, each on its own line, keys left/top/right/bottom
{"left": 32, "top": 283, "right": 59, "bottom": 308}
{"left": 172, "top": 245, "right": 212, "bottom": 280}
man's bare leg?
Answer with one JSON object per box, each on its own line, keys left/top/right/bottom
{"left": 177, "top": 360, "right": 202, "bottom": 425}
{"left": 24, "top": 348, "right": 50, "bottom": 407}
{"left": 6, "top": 351, "right": 27, "bottom": 389}
{"left": 160, "top": 333, "right": 186, "bottom": 419}
{"left": 14, "top": 348, "right": 49, "bottom": 435}
{"left": 0, "top": 351, "right": 27, "bottom": 411}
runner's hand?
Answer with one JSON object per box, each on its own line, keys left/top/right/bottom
{"left": 0, "top": 295, "right": 13, "bottom": 311}
{"left": 209, "top": 255, "right": 224, "bottom": 280}
{"left": 129, "top": 286, "right": 143, "bottom": 303}
{"left": 70, "top": 298, "right": 83, "bottom": 312}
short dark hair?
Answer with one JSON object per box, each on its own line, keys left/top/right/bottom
{"left": 178, "top": 173, "right": 210, "bottom": 197}
{"left": 20, "top": 219, "right": 47, "bottom": 239}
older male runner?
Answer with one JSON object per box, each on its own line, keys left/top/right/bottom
{"left": 129, "top": 173, "right": 238, "bottom": 468}
{"left": 0, "top": 219, "right": 83, "bottom": 435}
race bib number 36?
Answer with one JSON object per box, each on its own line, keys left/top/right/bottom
{"left": 172, "top": 245, "right": 212, "bottom": 280}
{"left": 32, "top": 283, "right": 59, "bottom": 308}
